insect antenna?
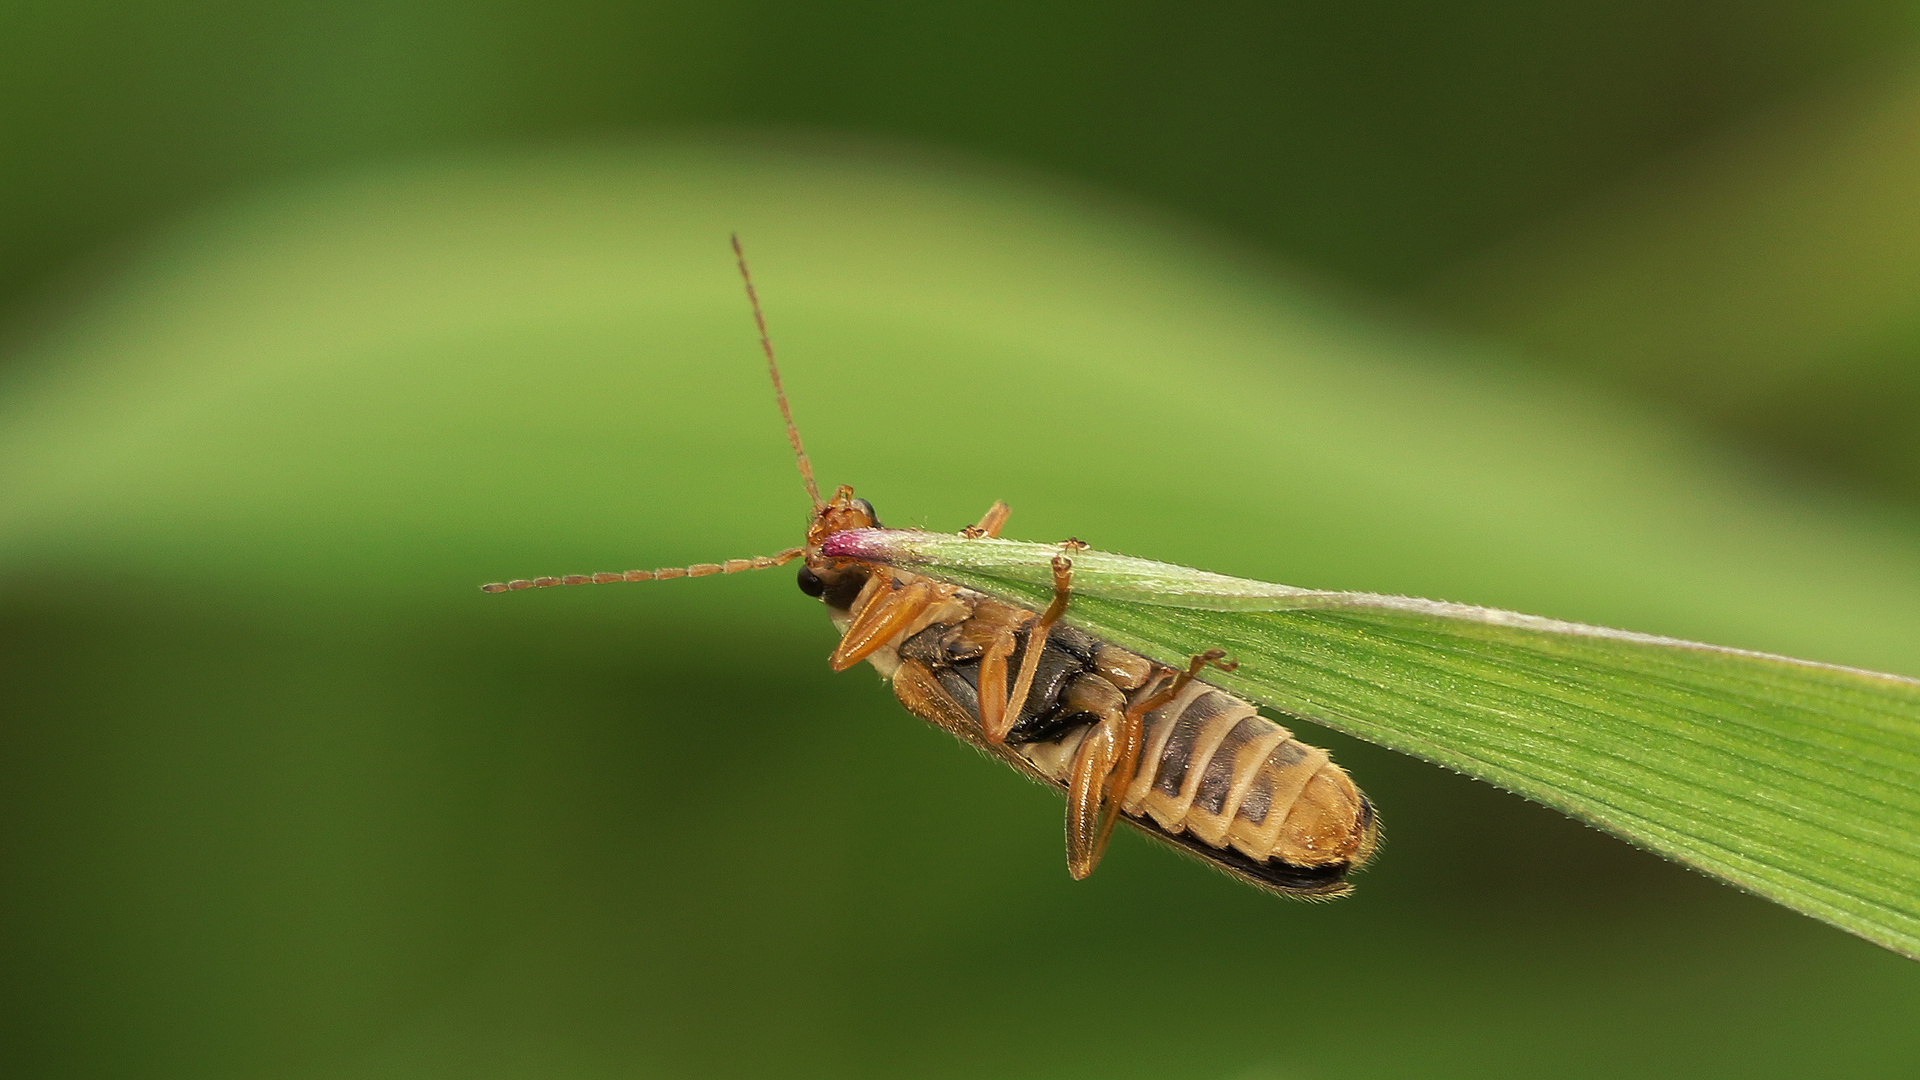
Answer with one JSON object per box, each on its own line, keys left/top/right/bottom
{"left": 732, "top": 233, "right": 823, "bottom": 511}
{"left": 481, "top": 547, "right": 806, "bottom": 593}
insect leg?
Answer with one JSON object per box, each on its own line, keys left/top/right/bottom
{"left": 1092, "top": 698, "right": 1147, "bottom": 863}
{"left": 961, "top": 501, "right": 1012, "bottom": 539}
{"left": 988, "top": 550, "right": 1078, "bottom": 743}
{"left": 1136, "top": 650, "right": 1239, "bottom": 718}
{"left": 1065, "top": 649, "right": 1240, "bottom": 877}
{"left": 976, "top": 627, "right": 1020, "bottom": 740}
{"left": 1061, "top": 676, "right": 1135, "bottom": 879}
{"left": 829, "top": 577, "right": 934, "bottom": 671}
{"left": 1067, "top": 711, "right": 1124, "bottom": 879}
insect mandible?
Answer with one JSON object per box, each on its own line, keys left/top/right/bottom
{"left": 482, "top": 238, "right": 1380, "bottom": 897}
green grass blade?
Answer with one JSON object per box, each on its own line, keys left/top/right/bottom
{"left": 827, "top": 529, "right": 1920, "bottom": 959}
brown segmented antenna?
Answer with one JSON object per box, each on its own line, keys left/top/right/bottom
{"left": 481, "top": 547, "right": 805, "bottom": 593}
{"left": 480, "top": 239, "right": 823, "bottom": 596}
{"left": 733, "top": 233, "right": 823, "bottom": 510}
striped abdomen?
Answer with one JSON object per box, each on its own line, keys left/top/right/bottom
{"left": 1019, "top": 676, "right": 1377, "bottom": 874}
{"left": 868, "top": 577, "right": 1379, "bottom": 896}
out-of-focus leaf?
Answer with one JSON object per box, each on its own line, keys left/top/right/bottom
{"left": 827, "top": 529, "right": 1920, "bottom": 960}
{"left": 7, "top": 140, "right": 1920, "bottom": 1078}
{"left": 1427, "top": 60, "right": 1920, "bottom": 501}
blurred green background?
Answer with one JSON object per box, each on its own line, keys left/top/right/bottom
{"left": 6, "top": 4, "right": 1920, "bottom": 1079}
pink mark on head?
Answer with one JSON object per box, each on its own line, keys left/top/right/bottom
{"left": 819, "top": 528, "right": 894, "bottom": 561}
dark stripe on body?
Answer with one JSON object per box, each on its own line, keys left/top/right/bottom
{"left": 1194, "top": 717, "right": 1263, "bottom": 815}
{"left": 1153, "top": 711, "right": 1207, "bottom": 796}
{"left": 1149, "top": 691, "right": 1239, "bottom": 797}
{"left": 1239, "top": 775, "right": 1273, "bottom": 825}
{"left": 1270, "top": 740, "right": 1308, "bottom": 766}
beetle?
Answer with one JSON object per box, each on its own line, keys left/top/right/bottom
{"left": 483, "top": 238, "right": 1379, "bottom": 896}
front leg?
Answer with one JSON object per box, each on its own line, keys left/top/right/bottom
{"left": 828, "top": 575, "right": 935, "bottom": 671}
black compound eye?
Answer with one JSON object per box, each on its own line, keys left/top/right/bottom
{"left": 850, "top": 498, "right": 881, "bottom": 527}
{"left": 796, "top": 565, "right": 826, "bottom": 598}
